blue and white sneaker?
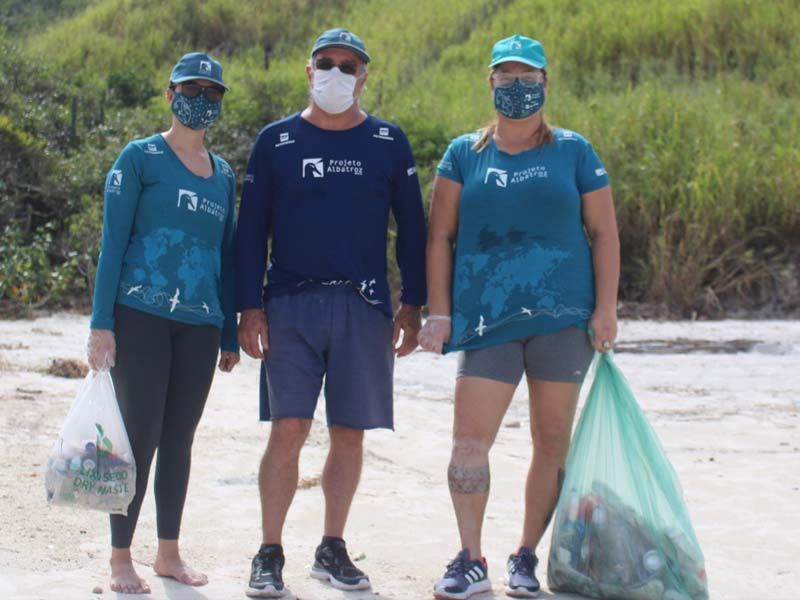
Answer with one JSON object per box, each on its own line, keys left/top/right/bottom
{"left": 505, "top": 547, "right": 540, "bottom": 598}
{"left": 433, "top": 549, "right": 491, "bottom": 599}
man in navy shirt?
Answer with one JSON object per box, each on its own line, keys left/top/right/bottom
{"left": 237, "top": 28, "right": 427, "bottom": 597}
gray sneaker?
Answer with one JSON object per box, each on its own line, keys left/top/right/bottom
{"left": 505, "top": 547, "right": 540, "bottom": 598}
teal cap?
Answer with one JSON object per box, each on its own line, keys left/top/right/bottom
{"left": 489, "top": 34, "right": 547, "bottom": 69}
{"left": 311, "top": 28, "right": 371, "bottom": 63}
{"left": 170, "top": 52, "right": 229, "bottom": 90}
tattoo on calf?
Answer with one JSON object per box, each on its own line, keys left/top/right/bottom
{"left": 543, "top": 467, "right": 566, "bottom": 529}
{"left": 448, "top": 463, "right": 490, "bottom": 494}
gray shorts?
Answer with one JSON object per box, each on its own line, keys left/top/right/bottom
{"left": 260, "top": 285, "right": 395, "bottom": 429}
{"left": 457, "top": 326, "right": 594, "bottom": 385}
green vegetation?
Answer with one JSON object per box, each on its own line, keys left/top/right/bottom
{"left": 0, "top": 1, "right": 96, "bottom": 33}
{"left": 1, "top": 0, "right": 798, "bottom": 316}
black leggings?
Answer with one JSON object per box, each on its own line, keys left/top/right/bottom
{"left": 109, "top": 304, "right": 220, "bottom": 548}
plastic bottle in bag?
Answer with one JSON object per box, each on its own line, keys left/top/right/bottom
{"left": 45, "top": 370, "right": 136, "bottom": 515}
{"left": 547, "top": 352, "right": 709, "bottom": 600}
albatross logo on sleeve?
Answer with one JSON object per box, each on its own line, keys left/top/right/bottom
{"left": 106, "top": 170, "right": 124, "bottom": 195}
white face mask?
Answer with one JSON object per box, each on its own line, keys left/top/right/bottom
{"left": 312, "top": 67, "right": 358, "bottom": 114}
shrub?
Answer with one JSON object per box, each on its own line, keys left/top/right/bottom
{"left": 1, "top": 0, "right": 798, "bottom": 315}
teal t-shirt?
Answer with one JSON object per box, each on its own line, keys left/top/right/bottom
{"left": 90, "top": 134, "right": 239, "bottom": 353}
{"left": 436, "top": 128, "right": 609, "bottom": 353}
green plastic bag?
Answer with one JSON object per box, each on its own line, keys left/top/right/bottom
{"left": 547, "top": 352, "right": 709, "bottom": 600}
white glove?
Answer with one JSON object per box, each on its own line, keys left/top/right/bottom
{"left": 87, "top": 329, "right": 116, "bottom": 371}
{"left": 418, "top": 315, "right": 452, "bottom": 354}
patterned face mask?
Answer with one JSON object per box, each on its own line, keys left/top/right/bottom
{"left": 171, "top": 91, "right": 221, "bottom": 130}
{"left": 493, "top": 79, "right": 545, "bottom": 120}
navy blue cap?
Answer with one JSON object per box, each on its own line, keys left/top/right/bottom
{"left": 310, "top": 28, "right": 371, "bottom": 63}
{"left": 170, "top": 52, "right": 229, "bottom": 90}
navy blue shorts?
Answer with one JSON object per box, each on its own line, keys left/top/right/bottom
{"left": 259, "top": 285, "right": 395, "bottom": 429}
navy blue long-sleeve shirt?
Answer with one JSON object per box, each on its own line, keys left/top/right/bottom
{"left": 236, "top": 113, "right": 426, "bottom": 316}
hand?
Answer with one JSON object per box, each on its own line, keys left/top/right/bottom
{"left": 218, "top": 351, "right": 240, "bottom": 372}
{"left": 392, "top": 304, "right": 422, "bottom": 357}
{"left": 418, "top": 315, "right": 451, "bottom": 354}
{"left": 588, "top": 307, "right": 618, "bottom": 353}
{"left": 238, "top": 309, "right": 269, "bottom": 359}
{"left": 87, "top": 329, "right": 116, "bottom": 371}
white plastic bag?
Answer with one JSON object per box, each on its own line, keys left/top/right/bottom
{"left": 45, "top": 370, "right": 136, "bottom": 515}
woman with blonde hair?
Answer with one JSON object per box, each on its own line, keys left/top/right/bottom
{"left": 421, "top": 35, "right": 619, "bottom": 599}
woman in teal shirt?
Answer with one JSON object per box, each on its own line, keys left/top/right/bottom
{"left": 87, "top": 52, "right": 239, "bottom": 594}
{"left": 421, "top": 35, "right": 620, "bottom": 599}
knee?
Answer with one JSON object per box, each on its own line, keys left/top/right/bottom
{"left": 158, "top": 425, "right": 196, "bottom": 453}
{"left": 450, "top": 434, "right": 491, "bottom": 466}
{"left": 531, "top": 425, "right": 571, "bottom": 462}
{"left": 269, "top": 418, "right": 311, "bottom": 453}
{"left": 329, "top": 426, "right": 364, "bottom": 451}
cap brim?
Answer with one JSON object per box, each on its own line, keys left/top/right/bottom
{"left": 488, "top": 56, "right": 546, "bottom": 69}
{"left": 171, "top": 75, "right": 230, "bottom": 91}
{"left": 312, "top": 42, "right": 371, "bottom": 63}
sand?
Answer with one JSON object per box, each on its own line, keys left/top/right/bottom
{"left": 1, "top": 314, "right": 798, "bottom": 600}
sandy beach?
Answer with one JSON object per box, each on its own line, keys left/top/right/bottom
{"left": 1, "top": 314, "right": 798, "bottom": 600}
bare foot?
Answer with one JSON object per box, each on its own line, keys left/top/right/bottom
{"left": 153, "top": 555, "right": 208, "bottom": 587}
{"left": 110, "top": 558, "right": 151, "bottom": 594}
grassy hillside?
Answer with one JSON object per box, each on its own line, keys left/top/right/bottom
{"left": 1, "top": 0, "right": 798, "bottom": 315}
{"left": 0, "top": 0, "right": 96, "bottom": 33}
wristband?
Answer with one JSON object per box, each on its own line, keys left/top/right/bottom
{"left": 426, "top": 314, "right": 452, "bottom": 322}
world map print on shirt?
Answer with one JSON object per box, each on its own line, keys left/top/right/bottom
{"left": 120, "top": 227, "right": 223, "bottom": 319}
{"left": 450, "top": 225, "right": 590, "bottom": 348}
{"left": 437, "top": 128, "right": 610, "bottom": 353}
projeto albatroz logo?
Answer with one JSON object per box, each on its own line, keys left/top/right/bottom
{"left": 177, "top": 189, "right": 199, "bottom": 211}
{"left": 484, "top": 167, "right": 508, "bottom": 188}
{"left": 302, "top": 158, "right": 325, "bottom": 178}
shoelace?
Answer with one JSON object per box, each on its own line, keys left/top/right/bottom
{"left": 509, "top": 552, "right": 535, "bottom": 576}
{"left": 444, "top": 553, "right": 469, "bottom": 578}
{"left": 255, "top": 551, "right": 282, "bottom": 576}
